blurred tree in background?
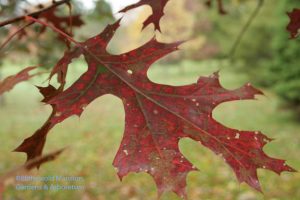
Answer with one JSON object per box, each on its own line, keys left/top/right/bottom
{"left": 201, "top": 0, "right": 300, "bottom": 114}
{"left": 263, "top": 0, "right": 300, "bottom": 112}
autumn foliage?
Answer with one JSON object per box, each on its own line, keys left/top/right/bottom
{"left": 0, "top": 0, "right": 298, "bottom": 199}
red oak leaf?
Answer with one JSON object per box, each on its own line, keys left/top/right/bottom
{"left": 287, "top": 8, "right": 300, "bottom": 39}
{"left": 15, "top": 19, "right": 295, "bottom": 199}
{"left": 119, "top": 0, "right": 169, "bottom": 31}
{"left": 0, "top": 67, "right": 36, "bottom": 96}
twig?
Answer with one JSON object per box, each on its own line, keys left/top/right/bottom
{"left": 0, "top": 0, "right": 71, "bottom": 27}
{"left": 66, "top": 1, "right": 73, "bottom": 36}
{"left": 0, "top": 22, "right": 34, "bottom": 51}
{"left": 228, "top": 0, "right": 264, "bottom": 58}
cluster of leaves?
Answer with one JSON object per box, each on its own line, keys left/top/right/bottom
{"left": 0, "top": 0, "right": 298, "bottom": 199}
{"left": 0, "top": 0, "right": 114, "bottom": 68}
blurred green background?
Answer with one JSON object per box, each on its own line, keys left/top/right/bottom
{"left": 0, "top": 0, "right": 299, "bottom": 199}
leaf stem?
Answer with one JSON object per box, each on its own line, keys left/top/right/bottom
{"left": 25, "top": 16, "right": 80, "bottom": 46}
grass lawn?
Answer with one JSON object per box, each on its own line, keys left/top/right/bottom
{"left": 0, "top": 60, "right": 299, "bottom": 200}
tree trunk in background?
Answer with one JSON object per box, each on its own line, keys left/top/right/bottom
{"left": 0, "top": 70, "right": 6, "bottom": 106}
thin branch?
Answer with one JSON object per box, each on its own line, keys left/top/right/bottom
{"left": 67, "top": 1, "right": 73, "bottom": 36}
{"left": 25, "top": 16, "right": 80, "bottom": 46}
{"left": 0, "top": 22, "right": 33, "bottom": 51}
{"left": 0, "top": 0, "right": 71, "bottom": 27}
{"left": 228, "top": 0, "right": 264, "bottom": 58}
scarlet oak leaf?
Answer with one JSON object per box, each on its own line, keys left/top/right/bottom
{"left": 119, "top": 0, "right": 169, "bottom": 31}
{"left": 0, "top": 67, "right": 36, "bottom": 96}
{"left": 16, "top": 20, "right": 295, "bottom": 199}
{"left": 287, "top": 8, "right": 300, "bottom": 39}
